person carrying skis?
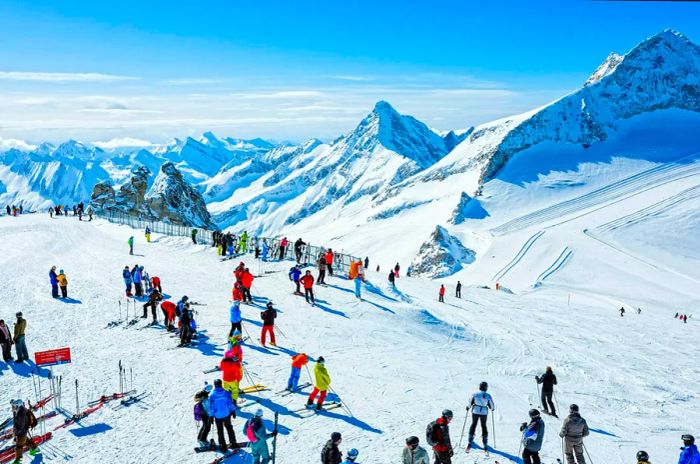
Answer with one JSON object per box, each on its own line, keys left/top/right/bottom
{"left": 279, "top": 237, "right": 288, "bottom": 260}
{"left": 342, "top": 448, "right": 360, "bottom": 464}
{"left": 294, "top": 238, "right": 306, "bottom": 263}
{"left": 13, "top": 312, "right": 28, "bottom": 363}
{"left": 388, "top": 269, "right": 396, "bottom": 287}
{"left": 49, "top": 266, "right": 59, "bottom": 299}
{"left": 145, "top": 227, "right": 151, "bottom": 243}
{"left": 427, "top": 409, "right": 453, "bottom": 463}
{"left": 439, "top": 285, "right": 445, "bottom": 303}
{"left": 403, "top": 436, "right": 429, "bottom": 464}
{"left": 321, "top": 432, "right": 343, "bottom": 464}
{"left": 536, "top": 366, "right": 558, "bottom": 417}
{"left": 456, "top": 281, "right": 462, "bottom": 298}
{"left": 208, "top": 379, "right": 238, "bottom": 451}
{"left": 394, "top": 263, "right": 400, "bottom": 277}
{"left": 160, "top": 301, "right": 177, "bottom": 331}
{"left": 467, "top": 381, "right": 495, "bottom": 452}
{"left": 191, "top": 228, "right": 198, "bottom": 244}
{"left": 123, "top": 266, "right": 133, "bottom": 297}
{"left": 287, "top": 353, "right": 308, "bottom": 392}
{"left": 307, "top": 356, "right": 331, "bottom": 410}
{"left": 678, "top": 434, "right": 699, "bottom": 464}
{"left": 241, "top": 268, "right": 254, "bottom": 303}
{"left": 245, "top": 409, "right": 277, "bottom": 464}
{"left": 220, "top": 349, "right": 243, "bottom": 403}
{"left": 194, "top": 385, "right": 213, "bottom": 446}
{"left": 325, "top": 249, "right": 334, "bottom": 276}
{"left": 520, "top": 409, "right": 545, "bottom": 464}
{"left": 10, "top": 399, "right": 41, "bottom": 461}
{"left": 0, "top": 319, "right": 13, "bottom": 363}
{"left": 229, "top": 301, "right": 242, "bottom": 337}
{"left": 289, "top": 265, "right": 302, "bottom": 294}
{"left": 300, "top": 270, "right": 315, "bottom": 305}
{"left": 317, "top": 252, "right": 327, "bottom": 285}
{"left": 636, "top": 450, "right": 650, "bottom": 463}
{"left": 260, "top": 301, "right": 277, "bottom": 347}
{"left": 128, "top": 236, "right": 134, "bottom": 255}
{"left": 559, "top": 404, "right": 589, "bottom": 464}
{"left": 142, "top": 289, "right": 162, "bottom": 322}
{"left": 56, "top": 270, "right": 68, "bottom": 299}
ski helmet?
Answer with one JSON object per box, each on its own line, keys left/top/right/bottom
{"left": 254, "top": 408, "right": 264, "bottom": 417}
{"left": 442, "top": 409, "right": 454, "bottom": 419}
{"left": 569, "top": 404, "right": 579, "bottom": 413}
{"left": 636, "top": 450, "right": 649, "bottom": 461}
{"left": 682, "top": 434, "right": 695, "bottom": 445}
{"left": 479, "top": 381, "right": 488, "bottom": 392}
{"left": 9, "top": 399, "right": 23, "bottom": 408}
{"left": 406, "top": 436, "right": 419, "bottom": 446}
{"left": 318, "top": 356, "right": 325, "bottom": 363}
{"left": 331, "top": 432, "right": 342, "bottom": 442}
{"left": 528, "top": 409, "right": 540, "bottom": 418}
{"left": 347, "top": 448, "right": 359, "bottom": 459}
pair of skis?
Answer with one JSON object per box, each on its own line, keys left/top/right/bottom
{"left": 276, "top": 383, "right": 311, "bottom": 396}
{"left": 87, "top": 390, "right": 137, "bottom": 406}
{"left": 0, "top": 411, "right": 58, "bottom": 441}
{"left": 290, "top": 402, "right": 343, "bottom": 417}
{"left": 0, "top": 433, "right": 52, "bottom": 464}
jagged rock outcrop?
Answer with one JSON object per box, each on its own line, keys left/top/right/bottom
{"left": 410, "top": 226, "right": 475, "bottom": 278}
{"left": 90, "top": 180, "right": 116, "bottom": 210}
{"left": 114, "top": 166, "right": 151, "bottom": 216}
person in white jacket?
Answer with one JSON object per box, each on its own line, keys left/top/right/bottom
{"left": 403, "top": 436, "right": 429, "bottom": 464}
{"left": 467, "top": 381, "right": 495, "bottom": 451}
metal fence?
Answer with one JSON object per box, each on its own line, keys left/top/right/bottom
{"left": 94, "top": 209, "right": 359, "bottom": 274}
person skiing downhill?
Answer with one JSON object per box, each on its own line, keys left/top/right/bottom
{"left": 560, "top": 404, "right": 589, "bottom": 464}
{"left": 289, "top": 265, "right": 302, "bottom": 294}
{"left": 321, "top": 432, "right": 343, "bottom": 464}
{"left": 439, "top": 285, "right": 445, "bottom": 303}
{"left": 467, "top": 381, "right": 495, "bottom": 452}
{"left": 678, "top": 434, "right": 700, "bottom": 464}
{"left": 245, "top": 408, "right": 276, "bottom": 464}
{"left": 427, "top": 409, "right": 453, "bottom": 464}
{"left": 287, "top": 353, "right": 309, "bottom": 391}
{"left": 299, "top": 270, "right": 315, "bottom": 304}
{"left": 403, "top": 436, "right": 429, "bottom": 464}
{"left": 520, "top": 409, "right": 545, "bottom": 464}
{"left": 536, "top": 366, "right": 558, "bottom": 416}
{"left": 307, "top": 356, "right": 331, "bottom": 410}
{"left": 49, "top": 266, "right": 59, "bottom": 298}
{"left": 636, "top": 450, "right": 650, "bottom": 463}
{"left": 208, "top": 379, "right": 237, "bottom": 452}
{"left": 10, "top": 399, "right": 41, "bottom": 461}
{"left": 260, "top": 302, "right": 277, "bottom": 347}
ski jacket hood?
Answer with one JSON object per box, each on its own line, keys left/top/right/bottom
{"left": 560, "top": 413, "right": 589, "bottom": 442}
{"left": 208, "top": 386, "right": 236, "bottom": 419}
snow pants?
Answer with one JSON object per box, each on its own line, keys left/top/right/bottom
{"left": 456, "top": 288, "right": 461, "bottom": 298}
{"left": 15, "top": 335, "right": 28, "bottom": 362}
{"left": 439, "top": 294, "right": 444, "bottom": 302}
{"left": 317, "top": 269, "right": 326, "bottom": 285}
{"left": 523, "top": 449, "right": 541, "bottom": 464}
{"left": 60, "top": 286, "right": 68, "bottom": 298}
{"left": 278, "top": 246, "right": 286, "bottom": 260}
{"left": 1, "top": 341, "right": 12, "bottom": 362}
{"left": 564, "top": 440, "right": 585, "bottom": 464}
{"left": 223, "top": 380, "right": 240, "bottom": 402}
{"left": 433, "top": 450, "right": 452, "bottom": 464}
{"left": 308, "top": 387, "right": 327, "bottom": 407}
{"left": 143, "top": 300, "right": 157, "bottom": 321}
{"left": 134, "top": 282, "right": 143, "bottom": 297}
{"left": 354, "top": 277, "right": 362, "bottom": 298}
{"left": 197, "top": 415, "right": 212, "bottom": 442}
{"left": 251, "top": 443, "right": 270, "bottom": 464}
{"left": 214, "top": 415, "right": 236, "bottom": 449}
{"left": 124, "top": 279, "right": 132, "bottom": 295}
{"left": 304, "top": 288, "right": 315, "bottom": 304}
{"left": 327, "top": 262, "right": 333, "bottom": 276}
{"left": 541, "top": 391, "right": 555, "bottom": 415}
{"left": 242, "top": 287, "right": 252, "bottom": 303}
{"left": 468, "top": 413, "right": 488, "bottom": 447}
{"left": 261, "top": 325, "right": 276, "bottom": 346}
{"left": 229, "top": 322, "right": 242, "bottom": 337}
{"left": 51, "top": 283, "right": 59, "bottom": 298}
{"left": 287, "top": 367, "right": 301, "bottom": 390}
{"left": 294, "top": 280, "right": 301, "bottom": 294}
{"left": 14, "top": 434, "right": 37, "bottom": 460}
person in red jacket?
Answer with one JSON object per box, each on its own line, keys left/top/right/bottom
{"left": 241, "top": 268, "right": 254, "bottom": 303}
{"left": 287, "top": 353, "right": 309, "bottom": 391}
{"left": 220, "top": 349, "right": 243, "bottom": 403}
{"left": 151, "top": 275, "right": 162, "bottom": 293}
{"left": 160, "top": 301, "right": 177, "bottom": 331}
{"left": 233, "top": 262, "right": 245, "bottom": 285}
{"left": 325, "top": 249, "right": 334, "bottom": 276}
{"left": 232, "top": 282, "right": 243, "bottom": 303}
{"left": 439, "top": 285, "right": 446, "bottom": 303}
{"left": 430, "top": 409, "right": 454, "bottom": 463}
{"left": 299, "top": 270, "right": 315, "bottom": 305}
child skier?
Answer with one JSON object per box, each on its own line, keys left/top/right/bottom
{"left": 244, "top": 408, "right": 276, "bottom": 464}
{"left": 220, "top": 349, "right": 243, "bottom": 403}
{"left": 287, "top": 353, "right": 309, "bottom": 391}
{"left": 57, "top": 269, "right": 68, "bottom": 299}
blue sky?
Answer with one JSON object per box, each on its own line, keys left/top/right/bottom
{"left": 1, "top": 0, "right": 699, "bottom": 143}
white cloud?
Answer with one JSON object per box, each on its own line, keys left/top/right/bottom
{"left": 93, "top": 137, "right": 154, "bottom": 149}
{"left": 162, "top": 78, "right": 229, "bottom": 85}
{"left": 325, "top": 75, "right": 375, "bottom": 82}
{"left": 0, "top": 72, "right": 139, "bottom": 82}
{"left": 0, "top": 138, "right": 36, "bottom": 153}
{"left": 237, "top": 90, "right": 325, "bottom": 100}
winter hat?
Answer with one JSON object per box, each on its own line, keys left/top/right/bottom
{"left": 442, "top": 409, "right": 454, "bottom": 419}
{"left": 15, "top": 312, "right": 22, "bottom": 318}
{"left": 528, "top": 409, "right": 540, "bottom": 418}
{"left": 405, "top": 436, "right": 419, "bottom": 446}
{"left": 331, "top": 432, "right": 342, "bottom": 442}
{"left": 254, "top": 408, "right": 264, "bottom": 417}
{"left": 317, "top": 356, "right": 325, "bottom": 364}
{"left": 232, "top": 329, "right": 241, "bottom": 337}
{"left": 10, "top": 399, "right": 23, "bottom": 408}
{"left": 214, "top": 379, "right": 222, "bottom": 387}
{"left": 479, "top": 381, "right": 488, "bottom": 392}
{"left": 682, "top": 434, "right": 695, "bottom": 445}
{"left": 636, "top": 450, "right": 649, "bottom": 462}
{"left": 346, "top": 448, "right": 359, "bottom": 460}
{"left": 569, "top": 404, "right": 579, "bottom": 413}
{"left": 59, "top": 269, "right": 64, "bottom": 274}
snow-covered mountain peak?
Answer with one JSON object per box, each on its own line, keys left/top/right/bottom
{"left": 52, "top": 139, "right": 105, "bottom": 160}
{"left": 585, "top": 52, "right": 624, "bottom": 86}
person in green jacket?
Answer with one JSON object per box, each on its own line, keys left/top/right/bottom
{"left": 244, "top": 408, "right": 276, "bottom": 464}
{"left": 191, "top": 229, "right": 198, "bottom": 244}
{"left": 128, "top": 236, "right": 134, "bottom": 255}
{"left": 306, "top": 356, "right": 331, "bottom": 410}
{"left": 239, "top": 231, "right": 248, "bottom": 254}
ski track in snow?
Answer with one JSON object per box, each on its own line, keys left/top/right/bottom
{"left": 0, "top": 215, "right": 698, "bottom": 464}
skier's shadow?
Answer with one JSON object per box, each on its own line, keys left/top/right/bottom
{"left": 315, "top": 408, "right": 382, "bottom": 434}
{"left": 57, "top": 297, "right": 82, "bottom": 304}
{"left": 188, "top": 331, "right": 224, "bottom": 358}
{"left": 241, "top": 317, "right": 262, "bottom": 327}
{"left": 313, "top": 302, "right": 348, "bottom": 319}
{"left": 363, "top": 281, "right": 400, "bottom": 302}
{"left": 10, "top": 360, "right": 51, "bottom": 379}
{"left": 472, "top": 444, "right": 522, "bottom": 463}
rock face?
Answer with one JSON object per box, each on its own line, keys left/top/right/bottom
{"left": 115, "top": 166, "right": 151, "bottom": 216}
{"left": 410, "top": 226, "right": 476, "bottom": 278}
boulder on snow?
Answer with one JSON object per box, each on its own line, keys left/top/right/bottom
{"left": 410, "top": 225, "right": 476, "bottom": 278}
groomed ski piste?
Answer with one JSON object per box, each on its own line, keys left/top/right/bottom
{"left": 0, "top": 212, "right": 697, "bottom": 464}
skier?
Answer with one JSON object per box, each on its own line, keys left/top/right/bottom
{"left": 194, "top": 386, "right": 213, "bottom": 446}
{"left": 520, "top": 409, "right": 545, "bottom": 464}
{"left": 279, "top": 237, "right": 288, "bottom": 260}
{"left": 260, "top": 301, "right": 277, "bottom": 347}
{"left": 49, "top": 266, "right": 59, "bottom": 298}
{"left": 619, "top": 306, "right": 625, "bottom": 317}
{"left": 342, "top": 448, "right": 360, "bottom": 464}
{"left": 133, "top": 265, "right": 144, "bottom": 297}
{"left": 364, "top": 257, "right": 369, "bottom": 269}
{"left": 123, "top": 266, "right": 133, "bottom": 296}
{"left": 317, "top": 252, "right": 327, "bottom": 285}
{"left": 388, "top": 269, "right": 396, "bottom": 287}
{"left": 142, "top": 289, "right": 162, "bottom": 322}
{"left": 228, "top": 330, "right": 244, "bottom": 364}
{"left": 439, "top": 285, "right": 445, "bottom": 303}
{"left": 325, "top": 249, "right": 334, "bottom": 276}
{"left": 294, "top": 238, "right": 306, "bottom": 263}
{"left": 152, "top": 275, "right": 162, "bottom": 293}
{"left": 10, "top": 399, "right": 41, "bottom": 461}
{"left": 307, "top": 356, "right": 331, "bottom": 410}
{"left": 467, "top": 381, "right": 495, "bottom": 452}
{"left": 261, "top": 240, "right": 269, "bottom": 262}
{"left": 145, "top": 226, "right": 151, "bottom": 243}
{"left": 244, "top": 409, "right": 277, "bottom": 464}
{"left": 128, "top": 236, "right": 134, "bottom": 255}
{"left": 241, "top": 268, "right": 254, "bottom": 303}
{"left": 48, "top": 207, "right": 54, "bottom": 218}
{"left": 191, "top": 228, "right": 198, "bottom": 244}
{"left": 394, "top": 263, "right": 400, "bottom": 278}
{"left": 427, "top": 409, "right": 453, "bottom": 463}
{"left": 208, "top": 379, "right": 238, "bottom": 451}
{"left": 57, "top": 269, "right": 68, "bottom": 299}
{"left": 321, "top": 432, "right": 343, "bottom": 464}
{"left": 179, "top": 303, "right": 194, "bottom": 346}
{"left": 559, "top": 404, "right": 589, "bottom": 464}
{"left": 0, "top": 319, "right": 13, "bottom": 363}
{"left": 232, "top": 282, "right": 244, "bottom": 304}
{"left": 87, "top": 206, "right": 93, "bottom": 221}
{"left": 289, "top": 265, "right": 302, "bottom": 294}
{"left": 160, "top": 301, "right": 177, "bottom": 331}
{"left": 239, "top": 231, "right": 248, "bottom": 254}
{"left": 456, "top": 281, "right": 462, "bottom": 299}
{"left": 636, "top": 450, "right": 650, "bottom": 463}
{"left": 403, "top": 436, "right": 429, "bottom": 464}
{"left": 300, "top": 270, "right": 316, "bottom": 305}
{"left": 220, "top": 349, "right": 243, "bottom": 403}
{"left": 234, "top": 262, "right": 245, "bottom": 285}
{"left": 229, "top": 301, "right": 242, "bottom": 337}
{"left": 350, "top": 260, "right": 364, "bottom": 299}
{"left": 13, "top": 312, "right": 28, "bottom": 363}
{"left": 287, "top": 352, "right": 309, "bottom": 391}
{"left": 678, "top": 434, "right": 699, "bottom": 464}
{"left": 536, "top": 366, "right": 558, "bottom": 416}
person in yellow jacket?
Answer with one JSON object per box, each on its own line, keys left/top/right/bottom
{"left": 57, "top": 270, "right": 68, "bottom": 299}
{"left": 306, "top": 356, "right": 331, "bottom": 410}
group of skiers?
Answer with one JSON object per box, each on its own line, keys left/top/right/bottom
{"left": 47, "top": 202, "right": 92, "bottom": 220}
{"left": 674, "top": 313, "right": 691, "bottom": 323}
{"left": 0, "top": 312, "right": 28, "bottom": 364}
{"left": 4, "top": 205, "right": 23, "bottom": 216}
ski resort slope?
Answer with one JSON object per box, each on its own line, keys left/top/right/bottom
{"left": 0, "top": 215, "right": 697, "bottom": 464}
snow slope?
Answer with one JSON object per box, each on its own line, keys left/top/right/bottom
{"left": 0, "top": 214, "right": 697, "bottom": 464}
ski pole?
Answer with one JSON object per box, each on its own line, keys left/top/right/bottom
{"left": 119, "top": 300, "right": 122, "bottom": 320}
{"left": 553, "top": 390, "right": 561, "bottom": 414}
{"left": 75, "top": 379, "right": 79, "bottom": 414}
{"left": 536, "top": 379, "right": 542, "bottom": 409}
{"left": 583, "top": 442, "right": 594, "bottom": 464}
{"left": 561, "top": 437, "right": 565, "bottom": 463}
{"left": 457, "top": 407, "right": 469, "bottom": 448}
{"left": 491, "top": 412, "right": 496, "bottom": 449}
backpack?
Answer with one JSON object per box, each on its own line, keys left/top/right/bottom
{"left": 426, "top": 420, "right": 439, "bottom": 446}
{"left": 193, "top": 402, "right": 204, "bottom": 422}
{"left": 243, "top": 419, "right": 258, "bottom": 443}
{"left": 27, "top": 409, "right": 38, "bottom": 429}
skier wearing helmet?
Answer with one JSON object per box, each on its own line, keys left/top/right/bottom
{"left": 402, "top": 436, "right": 429, "bottom": 464}
{"left": 466, "top": 381, "right": 495, "bottom": 452}
{"left": 520, "top": 409, "right": 545, "bottom": 464}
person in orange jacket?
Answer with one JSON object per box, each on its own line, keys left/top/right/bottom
{"left": 232, "top": 282, "right": 243, "bottom": 303}
{"left": 241, "top": 268, "right": 254, "bottom": 303}
{"left": 439, "top": 285, "right": 446, "bottom": 303}
{"left": 325, "top": 249, "right": 334, "bottom": 276}
{"left": 220, "top": 349, "right": 243, "bottom": 403}
{"left": 299, "top": 270, "right": 315, "bottom": 305}
{"left": 287, "top": 353, "right": 309, "bottom": 391}
{"left": 160, "top": 301, "right": 177, "bottom": 331}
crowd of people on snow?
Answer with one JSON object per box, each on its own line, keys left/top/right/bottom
{"left": 47, "top": 201, "right": 92, "bottom": 221}
{"left": 3, "top": 204, "right": 24, "bottom": 216}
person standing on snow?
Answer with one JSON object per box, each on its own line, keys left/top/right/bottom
{"left": 241, "top": 268, "right": 254, "bottom": 303}
{"left": 287, "top": 353, "right": 309, "bottom": 392}
{"left": 289, "top": 265, "right": 302, "bottom": 294}
{"left": 49, "top": 266, "right": 59, "bottom": 299}
{"left": 48, "top": 207, "right": 54, "bottom": 218}
{"left": 261, "top": 240, "right": 269, "bottom": 262}
{"left": 123, "top": 266, "right": 133, "bottom": 297}
{"left": 260, "top": 302, "right": 277, "bottom": 347}
{"left": 0, "top": 320, "right": 14, "bottom": 363}
{"left": 220, "top": 349, "right": 243, "bottom": 403}
{"left": 317, "top": 252, "right": 327, "bottom": 285}
{"left": 191, "top": 228, "right": 198, "bottom": 244}
{"left": 677, "top": 434, "right": 699, "bottom": 464}
{"left": 144, "top": 227, "right": 151, "bottom": 243}
{"left": 300, "top": 270, "right": 316, "bottom": 305}
{"left": 456, "top": 281, "right": 462, "bottom": 299}
{"left": 208, "top": 379, "right": 238, "bottom": 452}
{"left": 57, "top": 269, "right": 68, "bottom": 299}
{"left": 427, "top": 409, "right": 454, "bottom": 464}
{"left": 229, "top": 301, "right": 242, "bottom": 337}
{"left": 325, "top": 249, "right": 335, "bottom": 276}
{"left": 307, "top": 356, "right": 331, "bottom": 410}
{"left": 142, "top": 289, "right": 162, "bottom": 323}
{"left": 352, "top": 260, "right": 365, "bottom": 300}
{"left": 239, "top": 231, "right": 248, "bottom": 254}
{"left": 179, "top": 304, "right": 194, "bottom": 346}
{"left": 559, "top": 404, "right": 589, "bottom": 464}
{"left": 11, "top": 399, "right": 41, "bottom": 461}
{"left": 394, "top": 263, "right": 401, "bottom": 278}
{"left": 619, "top": 306, "right": 625, "bottom": 317}
{"left": 279, "top": 237, "right": 288, "bottom": 260}
{"left": 403, "top": 436, "right": 429, "bottom": 464}
{"left": 520, "top": 409, "right": 545, "bottom": 464}
{"left": 439, "top": 285, "right": 445, "bottom": 303}
{"left": 232, "top": 282, "right": 244, "bottom": 305}
{"left": 467, "top": 381, "right": 495, "bottom": 452}
{"left": 388, "top": 269, "right": 396, "bottom": 287}
{"left": 133, "top": 265, "right": 144, "bottom": 297}
{"left": 364, "top": 257, "right": 369, "bottom": 269}
{"left": 321, "top": 432, "right": 343, "bottom": 464}
{"left": 245, "top": 408, "right": 277, "bottom": 464}
{"left": 194, "top": 386, "right": 213, "bottom": 446}
{"left": 13, "top": 312, "right": 29, "bottom": 363}
{"left": 128, "top": 236, "right": 134, "bottom": 255}
{"left": 536, "top": 366, "right": 558, "bottom": 417}
{"left": 294, "top": 238, "right": 306, "bottom": 263}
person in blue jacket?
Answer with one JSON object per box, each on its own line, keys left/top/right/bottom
{"left": 520, "top": 409, "right": 544, "bottom": 464}
{"left": 49, "top": 266, "right": 59, "bottom": 298}
{"left": 289, "top": 265, "right": 302, "bottom": 294}
{"left": 122, "top": 266, "right": 133, "bottom": 296}
{"left": 133, "top": 265, "right": 144, "bottom": 297}
{"left": 229, "top": 301, "right": 242, "bottom": 337}
{"left": 209, "top": 379, "right": 238, "bottom": 451}
{"left": 678, "top": 434, "right": 700, "bottom": 464}
{"left": 261, "top": 240, "right": 269, "bottom": 262}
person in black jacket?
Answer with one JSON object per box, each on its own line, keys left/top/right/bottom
{"left": 536, "top": 366, "right": 558, "bottom": 417}
{"left": 322, "top": 432, "right": 343, "bottom": 464}
{"left": 142, "top": 289, "right": 162, "bottom": 323}
{"left": 179, "top": 304, "right": 193, "bottom": 346}
{"left": 294, "top": 238, "right": 306, "bottom": 263}
{"left": 260, "top": 302, "right": 277, "bottom": 347}
{"left": 0, "top": 319, "right": 13, "bottom": 362}
{"left": 11, "top": 399, "right": 40, "bottom": 459}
